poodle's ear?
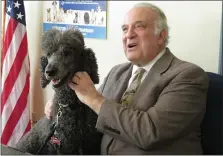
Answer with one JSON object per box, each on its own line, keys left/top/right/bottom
{"left": 40, "top": 56, "right": 50, "bottom": 88}
{"left": 83, "top": 48, "right": 99, "bottom": 84}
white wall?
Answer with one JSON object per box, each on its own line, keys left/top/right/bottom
{"left": 23, "top": 1, "right": 47, "bottom": 122}
{"left": 23, "top": 1, "right": 222, "bottom": 121}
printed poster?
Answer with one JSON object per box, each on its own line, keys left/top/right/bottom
{"left": 43, "top": 0, "right": 107, "bottom": 39}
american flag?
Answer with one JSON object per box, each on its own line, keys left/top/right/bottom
{"left": 1, "top": 0, "right": 31, "bottom": 147}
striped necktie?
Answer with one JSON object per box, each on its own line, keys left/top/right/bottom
{"left": 120, "top": 68, "right": 146, "bottom": 106}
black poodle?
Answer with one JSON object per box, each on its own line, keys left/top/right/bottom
{"left": 15, "top": 28, "right": 102, "bottom": 155}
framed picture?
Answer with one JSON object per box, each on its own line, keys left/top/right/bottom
{"left": 43, "top": 0, "right": 107, "bottom": 39}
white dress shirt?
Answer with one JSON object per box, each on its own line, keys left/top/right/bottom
{"left": 127, "top": 48, "right": 166, "bottom": 87}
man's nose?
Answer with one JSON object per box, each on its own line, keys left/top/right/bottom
{"left": 126, "top": 27, "right": 136, "bottom": 39}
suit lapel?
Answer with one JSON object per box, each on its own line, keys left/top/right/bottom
{"left": 111, "top": 64, "right": 133, "bottom": 103}
{"left": 129, "top": 71, "right": 161, "bottom": 108}
{"left": 150, "top": 48, "right": 175, "bottom": 75}
{"left": 130, "top": 48, "right": 175, "bottom": 108}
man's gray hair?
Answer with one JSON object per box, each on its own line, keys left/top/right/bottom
{"left": 133, "top": 3, "right": 169, "bottom": 46}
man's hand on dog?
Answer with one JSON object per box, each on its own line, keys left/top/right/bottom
{"left": 68, "top": 71, "right": 105, "bottom": 114}
{"left": 45, "top": 71, "right": 105, "bottom": 118}
{"left": 45, "top": 100, "right": 53, "bottom": 119}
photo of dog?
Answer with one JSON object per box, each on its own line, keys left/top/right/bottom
{"left": 46, "top": 8, "right": 51, "bottom": 22}
{"left": 73, "top": 12, "right": 78, "bottom": 24}
{"left": 84, "top": 12, "right": 90, "bottom": 24}
{"left": 52, "top": 1, "right": 57, "bottom": 23}
{"left": 57, "top": 7, "right": 64, "bottom": 23}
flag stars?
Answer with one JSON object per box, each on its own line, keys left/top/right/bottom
{"left": 7, "top": 5, "right": 12, "bottom": 13}
{"left": 14, "top": 1, "right": 21, "bottom": 9}
{"left": 5, "top": 0, "right": 26, "bottom": 25}
{"left": 17, "top": 12, "right": 24, "bottom": 20}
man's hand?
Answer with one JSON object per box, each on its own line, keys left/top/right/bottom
{"left": 68, "top": 71, "right": 105, "bottom": 114}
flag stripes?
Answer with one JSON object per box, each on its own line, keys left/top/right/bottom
{"left": 1, "top": 0, "right": 31, "bottom": 147}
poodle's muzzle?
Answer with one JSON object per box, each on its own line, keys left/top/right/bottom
{"left": 44, "top": 61, "right": 72, "bottom": 88}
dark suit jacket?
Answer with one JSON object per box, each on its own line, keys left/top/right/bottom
{"left": 96, "top": 48, "right": 209, "bottom": 155}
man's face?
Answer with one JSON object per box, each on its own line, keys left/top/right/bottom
{"left": 122, "top": 7, "right": 166, "bottom": 66}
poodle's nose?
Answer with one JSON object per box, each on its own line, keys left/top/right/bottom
{"left": 45, "top": 67, "right": 57, "bottom": 77}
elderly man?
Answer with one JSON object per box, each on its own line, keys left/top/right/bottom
{"left": 45, "top": 2, "right": 209, "bottom": 154}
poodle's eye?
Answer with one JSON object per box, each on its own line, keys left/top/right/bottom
{"left": 63, "top": 51, "right": 69, "bottom": 56}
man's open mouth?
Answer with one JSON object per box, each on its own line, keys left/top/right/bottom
{"left": 51, "top": 73, "right": 70, "bottom": 88}
{"left": 127, "top": 43, "right": 138, "bottom": 49}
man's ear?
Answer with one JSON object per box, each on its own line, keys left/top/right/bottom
{"left": 40, "top": 56, "right": 50, "bottom": 88}
{"left": 158, "top": 29, "right": 168, "bottom": 45}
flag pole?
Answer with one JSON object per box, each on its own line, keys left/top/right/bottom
{"left": 1, "top": 0, "right": 5, "bottom": 49}
{"left": 1, "top": 0, "right": 5, "bottom": 75}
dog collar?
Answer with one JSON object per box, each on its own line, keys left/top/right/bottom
{"left": 58, "top": 102, "right": 69, "bottom": 108}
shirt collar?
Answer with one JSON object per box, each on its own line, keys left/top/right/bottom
{"left": 132, "top": 48, "right": 166, "bottom": 75}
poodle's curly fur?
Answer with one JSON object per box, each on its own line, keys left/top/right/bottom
{"left": 16, "top": 28, "right": 102, "bottom": 155}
